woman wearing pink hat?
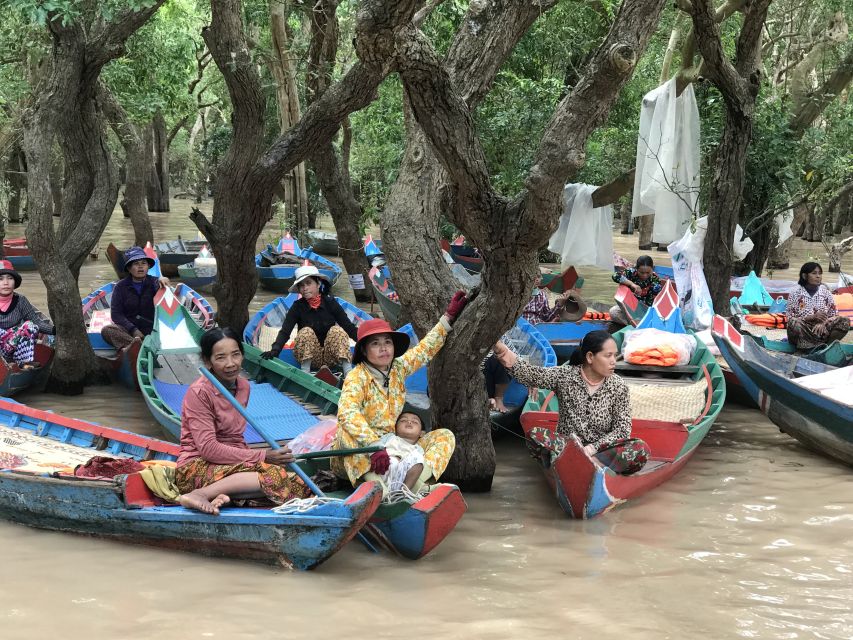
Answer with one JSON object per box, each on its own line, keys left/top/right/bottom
{"left": 0, "top": 260, "right": 54, "bottom": 369}
{"left": 260, "top": 264, "right": 358, "bottom": 375}
{"left": 331, "top": 291, "right": 470, "bottom": 492}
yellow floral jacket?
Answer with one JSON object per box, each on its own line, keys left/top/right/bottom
{"left": 332, "top": 318, "right": 450, "bottom": 484}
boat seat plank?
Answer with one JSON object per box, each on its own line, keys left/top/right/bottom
{"left": 156, "top": 353, "right": 204, "bottom": 385}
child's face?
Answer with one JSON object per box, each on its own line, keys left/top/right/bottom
{"left": 395, "top": 413, "right": 423, "bottom": 443}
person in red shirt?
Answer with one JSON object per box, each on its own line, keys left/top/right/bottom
{"left": 176, "top": 327, "right": 312, "bottom": 515}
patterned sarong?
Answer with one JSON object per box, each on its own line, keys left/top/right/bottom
{"left": 176, "top": 458, "right": 312, "bottom": 504}
{"left": 293, "top": 326, "right": 351, "bottom": 369}
{"left": 786, "top": 315, "right": 850, "bottom": 351}
{"left": 527, "top": 427, "right": 649, "bottom": 475}
{"left": 0, "top": 320, "right": 38, "bottom": 364}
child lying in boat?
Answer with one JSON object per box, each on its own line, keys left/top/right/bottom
{"left": 369, "top": 411, "right": 429, "bottom": 494}
{"left": 492, "top": 330, "right": 649, "bottom": 475}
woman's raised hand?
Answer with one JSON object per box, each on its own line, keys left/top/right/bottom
{"left": 444, "top": 290, "right": 470, "bottom": 324}
{"left": 492, "top": 341, "right": 517, "bottom": 368}
{"left": 265, "top": 446, "right": 295, "bottom": 466}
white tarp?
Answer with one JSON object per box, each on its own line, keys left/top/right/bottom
{"left": 632, "top": 78, "right": 700, "bottom": 245}
{"left": 548, "top": 183, "right": 614, "bottom": 271}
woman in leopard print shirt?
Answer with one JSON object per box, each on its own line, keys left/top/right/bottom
{"left": 493, "top": 330, "right": 649, "bottom": 474}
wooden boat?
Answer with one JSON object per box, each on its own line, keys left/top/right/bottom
{"left": 0, "top": 396, "right": 382, "bottom": 569}
{"left": 138, "top": 288, "right": 337, "bottom": 441}
{"left": 540, "top": 265, "right": 582, "bottom": 294}
{"left": 3, "top": 237, "right": 37, "bottom": 271}
{"left": 440, "top": 237, "right": 483, "bottom": 274}
{"left": 153, "top": 237, "right": 207, "bottom": 277}
{"left": 307, "top": 229, "right": 339, "bottom": 256}
{"left": 535, "top": 285, "right": 646, "bottom": 362}
{"left": 712, "top": 315, "right": 853, "bottom": 466}
{"left": 520, "top": 280, "right": 725, "bottom": 518}
{"left": 0, "top": 340, "right": 52, "bottom": 396}
{"left": 82, "top": 281, "right": 214, "bottom": 389}
{"left": 241, "top": 294, "right": 468, "bottom": 559}
{"left": 176, "top": 245, "right": 217, "bottom": 293}
{"left": 255, "top": 235, "right": 342, "bottom": 293}
{"left": 244, "top": 293, "right": 369, "bottom": 370}
{"left": 369, "top": 264, "right": 401, "bottom": 326}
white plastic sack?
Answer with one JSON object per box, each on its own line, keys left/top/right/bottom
{"left": 622, "top": 328, "right": 696, "bottom": 366}
{"left": 775, "top": 210, "right": 794, "bottom": 247}
{"left": 732, "top": 224, "right": 753, "bottom": 260}
{"left": 632, "top": 78, "right": 700, "bottom": 245}
{"left": 667, "top": 218, "right": 714, "bottom": 331}
{"left": 548, "top": 183, "right": 614, "bottom": 271}
{"left": 694, "top": 329, "right": 721, "bottom": 357}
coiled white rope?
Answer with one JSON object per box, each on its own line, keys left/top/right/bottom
{"left": 271, "top": 495, "right": 343, "bottom": 514}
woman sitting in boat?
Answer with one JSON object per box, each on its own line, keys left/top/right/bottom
{"left": 0, "top": 260, "right": 54, "bottom": 369}
{"left": 176, "top": 327, "right": 312, "bottom": 515}
{"left": 261, "top": 265, "right": 358, "bottom": 375}
{"left": 331, "top": 292, "right": 470, "bottom": 491}
{"left": 786, "top": 261, "right": 851, "bottom": 351}
{"left": 100, "top": 246, "right": 170, "bottom": 351}
{"left": 522, "top": 272, "right": 585, "bottom": 325}
{"left": 608, "top": 255, "right": 663, "bottom": 331}
{"left": 492, "top": 330, "right": 649, "bottom": 475}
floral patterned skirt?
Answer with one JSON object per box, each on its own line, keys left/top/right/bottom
{"left": 176, "top": 458, "right": 312, "bottom": 505}
{"left": 527, "top": 427, "right": 649, "bottom": 475}
{"left": 0, "top": 321, "right": 38, "bottom": 364}
{"left": 293, "top": 326, "right": 351, "bottom": 368}
{"left": 786, "top": 315, "right": 850, "bottom": 351}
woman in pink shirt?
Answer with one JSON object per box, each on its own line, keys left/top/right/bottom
{"left": 176, "top": 327, "right": 312, "bottom": 515}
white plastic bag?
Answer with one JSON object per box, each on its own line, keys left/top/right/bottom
{"left": 287, "top": 419, "right": 338, "bottom": 454}
{"left": 667, "top": 217, "right": 714, "bottom": 331}
{"left": 548, "top": 183, "right": 614, "bottom": 270}
{"left": 622, "top": 328, "right": 696, "bottom": 366}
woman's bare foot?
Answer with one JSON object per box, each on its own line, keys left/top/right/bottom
{"left": 179, "top": 491, "right": 220, "bottom": 515}
{"left": 210, "top": 494, "right": 231, "bottom": 510}
{"left": 489, "top": 398, "right": 508, "bottom": 413}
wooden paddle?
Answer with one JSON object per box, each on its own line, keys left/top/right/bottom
{"left": 198, "top": 366, "right": 380, "bottom": 553}
{"left": 295, "top": 446, "right": 382, "bottom": 460}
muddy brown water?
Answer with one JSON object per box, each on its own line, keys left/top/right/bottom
{"left": 2, "top": 203, "right": 851, "bottom": 639}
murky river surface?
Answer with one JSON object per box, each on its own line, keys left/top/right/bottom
{"left": 2, "top": 203, "right": 851, "bottom": 639}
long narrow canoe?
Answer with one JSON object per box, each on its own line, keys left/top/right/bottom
{"left": 82, "top": 281, "right": 214, "bottom": 390}
{"left": 520, "top": 281, "right": 725, "bottom": 518}
{"left": 369, "top": 264, "right": 401, "bottom": 326}
{"left": 154, "top": 237, "right": 207, "bottom": 277}
{"left": 255, "top": 235, "right": 342, "bottom": 293}
{"left": 0, "top": 340, "right": 52, "bottom": 396}
{"left": 712, "top": 315, "right": 853, "bottom": 466}
{"left": 307, "top": 229, "right": 339, "bottom": 256}
{"left": 0, "top": 396, "right": 381, "bottom": 569}
{"left": 440, "top": 238, "right": 483, "bottom": 274}
{"left": 3, "top": 237, "right": 37, "bottom": 271}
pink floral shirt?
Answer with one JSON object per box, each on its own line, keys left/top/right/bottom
{"left": 787, "top": 285, "right": 837, "bottom": 319}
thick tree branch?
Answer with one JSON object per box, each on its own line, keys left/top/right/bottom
{"left": 524, "top": 0, "right": 668, "bottom": 240}
{"left": 789, "top": 46, "right": 853, "bottom": 135}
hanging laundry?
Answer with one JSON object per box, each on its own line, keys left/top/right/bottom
{"left": 632, "top": 78, "right": 700, "bottom": 245}
{"left": 548, "top": 183, "right": 614, "bottom": 271}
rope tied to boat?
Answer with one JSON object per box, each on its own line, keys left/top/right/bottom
{"left": 271, "top": 495, "right": 344, "bottom": 514}
{"left": 382, "top": 483, "right": 432, "bottom": 505}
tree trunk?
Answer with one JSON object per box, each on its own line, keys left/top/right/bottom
{"left": 690, "top": 0, "right": 770, "bottom": 314}
{"left": 147, "top": 110, "right": 170, "bottom": 212}
{"left": 269, "top": 0, "right": 309, "bottom": 236}
{"left": 637, "top": 214, "right": 654, "bottom": 249}
{"left": 99, "top": 84, "right": 154, "bottom": 246}
{"left": 22, "top": 3, "right": 163, "bottom": 393}
{"left": 382, "top": 0, "right": 666, "bottom": 490}
{"left": 49, "top": 153, "right": 63, "bottom": 217}
{"left": 6, "top": 148, "right": 26, "bottom": 223}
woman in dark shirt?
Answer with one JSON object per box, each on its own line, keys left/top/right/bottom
{"left": 261, "top": 265, "right": 359, "bottom": 374}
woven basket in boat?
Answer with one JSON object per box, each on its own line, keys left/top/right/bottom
{"left": 626, "top": 378, "right": 708, "bottom": 424}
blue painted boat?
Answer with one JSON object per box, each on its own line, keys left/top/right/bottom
{"left": 242, "top": 295, "right": 468, "bottom": 560}
{"left": 713, "top": 315, "right": 853, "bottom": 466}
{"left": 82, "top": 280, "right": 214, "bottom": 390}
{"left": 0, "top": 342, "right": 52, "bottom": 396}
{"left": 255, "top": 235, "right": 342, "bottom": 293}
{"left": 4, "top": 240, "right": 36, "bottom": 270}
{"left": 244, "top": 293, "right": 369, "bottom": 370}
{"left": 0, "top": 396, "right": 382, "bottom": 569}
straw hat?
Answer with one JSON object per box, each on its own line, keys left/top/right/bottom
{"left": 561, "top": 292, "right": 588, "bottom": 322}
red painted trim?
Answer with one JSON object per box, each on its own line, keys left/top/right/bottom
{"left": 0, "top": 397, "right": 179, "bottom": 455}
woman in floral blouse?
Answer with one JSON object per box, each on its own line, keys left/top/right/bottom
{"left": 493, "top": 330, "right": 649, "bottom": 475}
{"left": 331, "top": 292, "right": 469, "bottom": 491}
{"left": 786, "top": 262, "right": 850, "bottom": 350}
{"left": 608, "top": 255, "right": 663, "bottom": 331}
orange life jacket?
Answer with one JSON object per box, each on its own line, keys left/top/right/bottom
{"left": 744, "top": 313, "right": 787, "bottom": 328}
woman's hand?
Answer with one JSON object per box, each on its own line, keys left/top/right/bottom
{"left": 132, "top": 329, "right": 145, "bottom": 340}
{"left": 492, "top": 341, "right": 517, "bottom": 369}
{"left": 369, "top": 450, "right": 390, "bottom": 475}
{"left": 260, "top": 346, "right": 282, "bottom": 360}
{"left": 630, "top": 282, "right": 642, "bottom": 294}
{"left": 265, "top": 446, "right": 296, "bottom": 466}
{"left": 444, "top": 290, "right": 469, "bottom": 324}
{"left": 584, "top": 444, "right": 597, "bottom": 456}
{"left": 158, "top": 276, "right": 171, "bottom": 289}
